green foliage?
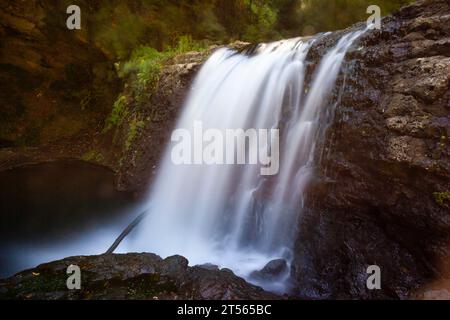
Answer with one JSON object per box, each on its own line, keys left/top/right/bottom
{"left": 291, "top": 0, "right": 413, "bottom": 36}
{"left": 103, "top": 35, "right": 205, "bottom": 151}
{"left": 125, "top": 117, "right": 146, "bottom": 151}
{"left": 433, "top": 192, "right": 450, "bottom": 208}
{"left": 103, "top": 95, "right": 127, "bottom": 133}
{"left": 97, "top": 0, "right": 413, "bottom": 153}
{"left": 83, "top": 0, "right": 413, "bottom": 59}
{"left": 118, "top": 36, "right": 207, "bottom": 104}
{"left": 168, "top": 35, "right": 208, "bottom": 54}
{"left": 119, "top": 47, "right": 165, "bottom": 102}
{"left": 89, "top": 1, "right": 221, "bottom": 59}
{"left": 93, "top": 3, "right": 149, "bottom": 60}
{"left": 82, "top": 150, "right": 104, "bottom": 163}
{"left": 243, "top": 0, "right": 280, "bottom": 41}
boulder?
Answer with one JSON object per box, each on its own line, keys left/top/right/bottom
{"left": 195, "top": 263, "right": 220, "bottom": 271}
{"left": 0, "top": 253, "right": 281, "bottom": 300}
{"left": 250, "top": 259, "right": 288, "bottom": 281}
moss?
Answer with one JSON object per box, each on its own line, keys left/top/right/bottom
{"left": 125, "top": 117, "right": 145, "bottom": 151}
{"left": 169, "top": 35, "right": 207, "bottom": 54}
{"left": 102, "top": 37, "right": 206, "bottom": 156}
{"left": 82, "top": 150, "right": 104, "bottom": 163}
{"left": 125, "top": 274, "right": 178, "bottom": 298}
{"left": 3, "top": 270, "right": 67, "bottom": 299}
{"left": 103, "top": 95, "right": 128, "bottom": 133}
{"left": 433, "top": 192, "right": 450, "bottom": 208}
{"left": 72, "top": 274, "right": 178, "bottom": 299}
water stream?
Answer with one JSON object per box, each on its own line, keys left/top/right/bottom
{"left": 119, "top": 29, "right": 365, "bottom": 292}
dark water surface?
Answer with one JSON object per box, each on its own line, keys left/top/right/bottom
{"left": 0, "top": 160, "right": 137, "bottom": 277}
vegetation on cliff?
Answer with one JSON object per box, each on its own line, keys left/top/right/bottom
{"left": 116, "top": 36, "right": 207, "bottom": 105}
{"left": 85, "top": 0, "right": 413, "bottom": 59}
{"left": 99, "top": 35, "right": 209, "bottom": 174}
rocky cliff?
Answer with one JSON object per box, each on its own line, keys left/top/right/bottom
{"left": 0, "top": 0, "right": 248, "bottom": 194}
{"left": 292, "top": 0, "right": 450, "bottom": 299}
{"left": 0, "top": 0, "right": 119, "bottom": 147}
{"left": 0, "top": 0, "right": 215, "bottom": 194}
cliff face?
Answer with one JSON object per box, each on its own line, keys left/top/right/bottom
{"left": 0, "top": 0, "right": 119, "bottom": 147}
{"left": 110, "top": 51, "right": 211, "bottom": 193}
{"left": 292, "top": 0, "right": 450, "bottom": 299}
{"left": 0, "top": 0, "right": 215, "bottom": 194}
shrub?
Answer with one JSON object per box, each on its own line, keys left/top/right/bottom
{"left": 118, "top": 37, "right": 207, "bottom": 103}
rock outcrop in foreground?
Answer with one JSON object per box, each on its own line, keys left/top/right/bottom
{"left": 0, "top": 253, "right": 280, "bottom": 300}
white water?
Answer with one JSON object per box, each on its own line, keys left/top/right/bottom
{"left": 118, "top": 30, "right": 365, "bottom": 293}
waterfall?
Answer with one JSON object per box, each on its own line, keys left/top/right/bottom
{"left": 120, "top": 30, "right": 365, "bottom": 293}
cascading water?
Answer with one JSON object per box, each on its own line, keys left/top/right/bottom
{"left": 119, "top": 29, "right": 365, "bottom": 293}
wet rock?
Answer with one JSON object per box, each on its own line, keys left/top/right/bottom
{"left": 250, "top": 259, "right": 288, "bottom": 280}
{"left": 219, "top": 268, "right": 235, "bottom": 275}
{"left": 0, "top": 253, "right": 281, "bottom": 300}
{"left": 392, "top": 57, "right": 450, "bottom": 103}
{"left": 384, "top": 94, "right": 420, "bottom": 117}
{"left": 196, "top": 263, "right": 220, "bottom": 271}
{"left": 292, "top": 0, "right": 450, "bottom": 299}
{"left": 161, "top": 255, "right": 189, "bottom": 276}
{"left": 386, "top": 136, "right": 429, "bottom": 165}
{"left": 0, "top": 0, "right": 119, "bottom": 146}
{"left": 386, "top": 115, "right": 431, "bottom": 136}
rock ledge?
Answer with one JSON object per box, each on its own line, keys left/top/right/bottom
{"left": 0, "top": 253, "right": 281, "bottom": 300}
